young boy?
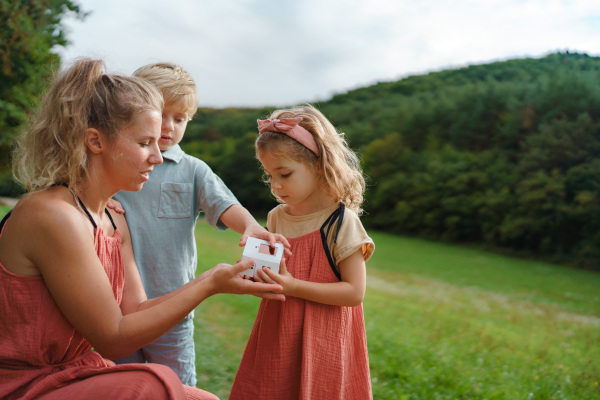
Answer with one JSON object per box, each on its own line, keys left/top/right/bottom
{"left": 112, "top": 62, "right": 286, "bottom": 386}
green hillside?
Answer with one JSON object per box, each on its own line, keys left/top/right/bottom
{"left": 3, "top": 51, "right": 600, "bottom": 269}
{"left": 181, "top": 51, "right": 600, "bottom": 270}
{"left": 192, "top": 218, "right": 600, "bottom": 400}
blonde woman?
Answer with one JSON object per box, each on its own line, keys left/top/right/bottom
{"left": 0, "top": 58, "right": 283, "bottom": 400}
{"left": 230, "top": 105, "right": 375, "bottom": 400}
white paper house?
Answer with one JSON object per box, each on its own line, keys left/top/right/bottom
{"left": 241, "top": 237, "right": 284, "bottom": 277}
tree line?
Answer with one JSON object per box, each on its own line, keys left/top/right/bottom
{"left": 181, "top": 52, "right": 600, "bottom": 270}
{"left": 1, "top": 4, "right": 598, "bottom": 270}
{"left": 0, "top": 0, "right": 86, "bottom": 195}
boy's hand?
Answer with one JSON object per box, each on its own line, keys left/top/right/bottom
{"left": 106, "top": 198, "right": 125, "bottom": 214}
{"left": 240, "top": 224, "right": 292, "bottom": 257}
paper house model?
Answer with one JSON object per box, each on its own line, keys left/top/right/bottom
{"left": 241, "top": 237, "right": 284, "bottom": 278}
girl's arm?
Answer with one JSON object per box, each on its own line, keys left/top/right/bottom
{"left": 28, "top": 201, "right": 282, "bottom": 360}
{"left": 255, "top": 249, "right": 367, "bottom": 307}
{"left": 219, "top": 204, "right": 292, "bottom": 255}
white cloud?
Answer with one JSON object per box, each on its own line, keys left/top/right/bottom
{"left": 57, "top": 0, "right": 600, "bottom": 107}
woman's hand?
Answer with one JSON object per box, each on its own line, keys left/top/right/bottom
{"left": 205, "top": 258, "right": 285, "bottom": 301}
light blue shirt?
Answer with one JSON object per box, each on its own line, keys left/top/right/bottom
{"left": 115, "top": 145, "right": 239, "bottom": 317}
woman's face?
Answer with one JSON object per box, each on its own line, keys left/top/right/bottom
{"left": 105, "top": 110, "right": 163, "bottom": 192}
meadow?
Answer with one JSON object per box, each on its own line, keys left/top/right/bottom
{"left": 1, "top": 205, "right": 598, "bottom": 399}
{"left": 193, "top": 219, "right": 600, "bottom": 400}
{"left": 0, "top": 206, "right": 10, "bottom": 220}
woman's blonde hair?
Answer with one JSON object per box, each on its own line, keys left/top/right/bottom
{"left": 256, "top": 104, "right": 366, "bottom": 214}
{"left": 13, "top": 58, "right": 164, "bottom": 193}
{"left": 133, "top": 62, "right": 198, "bottom": 119}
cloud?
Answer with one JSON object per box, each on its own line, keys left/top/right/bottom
{"left": 58, "top": 0, "right": 600, "bottom": 107}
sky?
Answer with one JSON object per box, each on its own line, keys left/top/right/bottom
{"left": 57, "top": 0, "right": 600, "bottom": 108}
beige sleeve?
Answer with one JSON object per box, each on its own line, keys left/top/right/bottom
{"left": 331, "top": 210, "right": 375, "bottom": 265}
{"left": 266, "top": 209, "right": 275, "bottom": 232}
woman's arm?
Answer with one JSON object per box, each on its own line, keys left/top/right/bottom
{"left": 255, "top": 249, "right": 367, "bottom": 307}
{"left": 107, "top": 258, "right": 275, "bottom": 358}
{"left": 27, "top": 200, "right": 282, "bottom": 360}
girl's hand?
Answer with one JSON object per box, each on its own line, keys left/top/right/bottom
{"left": 254, "top": 258, "right": 296, "bottom": 296}
{"left": 208, "top": 259, "right": 285, "bottom": 301}
{"left": 106, "top": 198, "right": 125, "bottom": 214}
{"left": 239, "top": 224, "right": 292, "bottom": 257}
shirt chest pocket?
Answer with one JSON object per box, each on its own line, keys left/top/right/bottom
{"left": 158, "top": 183, "right": 193, "bottom": 218}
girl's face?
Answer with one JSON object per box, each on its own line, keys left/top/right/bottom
{"left": 106, "top": 110, "right": 163, "bottom": 192}
{"left": 258, "top": 150, "right": 326, "bottom": 216}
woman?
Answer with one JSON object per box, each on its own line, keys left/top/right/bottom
{"left": 0, "top": 58, "right": 284, "bottom": 400}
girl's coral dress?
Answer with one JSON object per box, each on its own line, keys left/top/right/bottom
{"left": 230, "top": 206, "right": 372, "bottom": 400}
{"left": 0, "top": 206, "right": 216, "bottom": 400}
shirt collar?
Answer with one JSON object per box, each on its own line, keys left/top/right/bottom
{"left": 161, "top": 144, "right": 185, "bottom": 163}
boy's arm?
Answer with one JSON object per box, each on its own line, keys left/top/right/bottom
{"left": 219, "top": 204, "right": 291, "bottom": 253}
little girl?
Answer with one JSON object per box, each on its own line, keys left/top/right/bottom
{"left": 229, "top": 105, "right": 375, "bottom": 400}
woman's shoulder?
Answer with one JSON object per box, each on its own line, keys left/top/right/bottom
{"left": 11, "top": 187, "right": 84, "bottom": 231}
{"left": 0, "top": 187, "right": 88, "bottom": 276}
{"left": 107, "top": 208, "right": 129, "bottom": 244}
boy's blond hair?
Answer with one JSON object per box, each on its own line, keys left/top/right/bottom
{"left": 133, "top": 62, "right": 198, "bottom": 119}
{"left": 256, "top": 104, "right": 366, "bottom": 215}
{"left": 13, "top": 58, "right": 163, "bottom": 193}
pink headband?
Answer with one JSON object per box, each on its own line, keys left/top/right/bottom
{"left": 257, "top": 117, "right": 320, "bottom": 156}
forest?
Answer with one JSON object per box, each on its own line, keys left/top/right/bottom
{"left": 2, "top": 4, "right": 599, "bottom": 399}
{"left": 2, "top": 7, "right": 599, "bottom": 271}
{"left": 178, "top": 52, "right": 600, "bottom": 270}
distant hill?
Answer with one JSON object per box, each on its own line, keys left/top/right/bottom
{"left": 3, "top": 52, "right": 596, "bottom": 270}
{"left": 330, "top": 51, "right": 599, "bottom": 103}
{"left": 186, "top": 51, "right": 600, "bottom": 147}
{"left": 182, "top": 51, "right": 600, "bottom": 270}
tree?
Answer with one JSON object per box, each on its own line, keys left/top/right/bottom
{"left": 183, "top": 52, "right": 600, "bottom": 269}
{"left": 0, "top": 0, "right": 86, "bottom": 194}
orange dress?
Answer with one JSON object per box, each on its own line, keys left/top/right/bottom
{"left": 0, "top": 209, "right": 217, "bottom": 400}
{"left": 229, "top": 207, "right": 372, "bottom": 400}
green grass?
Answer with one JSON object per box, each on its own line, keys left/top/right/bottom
{"left": 0, "top": 205, "right": 10, "bottom": 220}
{"left": 2, "top": 201, "right": 598, "bottom": 399}
{"left": 193, "top": 218, "right": 600, "bottom": 400}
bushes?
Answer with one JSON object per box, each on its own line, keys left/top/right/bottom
{"left": 177, "top": 53, "right": 600, "bottom": 269}
{"left": 5, "top": 51, "right": 599, "bottom": 269}
{"left": 359, "top": 59, "right": 600, "bottom": 269}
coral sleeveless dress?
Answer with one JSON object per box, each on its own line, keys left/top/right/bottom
{"left": 0, "top": 203, "right": 217, "bottom": 400}
{"left": 229, "top": 206, "right": 372, "bottom": 400}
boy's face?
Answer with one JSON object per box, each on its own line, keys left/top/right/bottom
{"left": 159, "top": 102, "right": 189, "bottom": 152}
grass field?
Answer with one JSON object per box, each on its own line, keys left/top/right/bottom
{"left": 0, "top": 206, "right": 10, "bottom": 219}
{"left": 1, "top": 205, "right": 598, "bottom": 399}
{"left": 193, "top": 219, "right": 600, "bottom": 400}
